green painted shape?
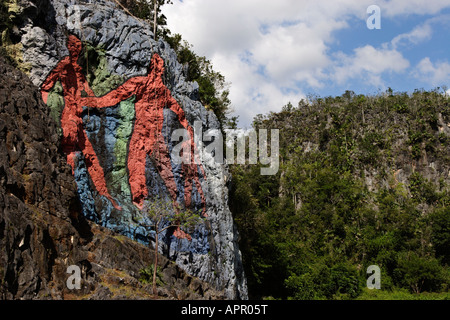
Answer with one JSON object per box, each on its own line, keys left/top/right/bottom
{"left": 111, "top": 96, "right": 136, "bottom": 197}
{"left": 81, "top": 43, "right": 134, "bottom": 196}
{"left": 43, "top": 41, "right": 137, "bottom": 200}
{"left": 46, "top": 80, "right": 64, "bottom": 136}
{"left": 84, "top": 43, "right": 124, "bottom": 97}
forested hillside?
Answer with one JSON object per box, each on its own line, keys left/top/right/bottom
{"left": 230, "top": 89, "right": 450, "bottom": 299}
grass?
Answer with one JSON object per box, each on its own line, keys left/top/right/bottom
{"left": 357, "top": 288, "right": 450, "bottom": 300}
{"left": 139, "top": 265, "right": 165, "bottom": 287}
{"left": 91, "top": 268, "right": 155, "bottom": 300}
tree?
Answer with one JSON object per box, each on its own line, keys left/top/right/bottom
{"left": 230, "top": 89, "right": 450, "bottom": 299}
{"left": 148, "top": 0, "right": 173, "bottom": 39}
{"left": 394, "top": 252, "right": 446, "bottom": 293}
{"left": 119, "top": 0, "right": 172, "bottom": 39}
{"left": 164, "top": 33, "right": 233, "bottom": 128}
{"left": 142, "top": 197, "right": 202, "bottom": 295}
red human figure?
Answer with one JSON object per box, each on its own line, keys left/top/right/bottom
{"left": 82, "top": 53, "right": 206, "bottom": 220}
{"left": 41, "top": 35, "right": 121, "bottom": 210}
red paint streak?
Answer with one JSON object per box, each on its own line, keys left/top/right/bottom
{"left": 82, "top": 54, "right": 207, "bottom": 239}
{"left": 41, "top": 35, "right": 121, "bottom": 210}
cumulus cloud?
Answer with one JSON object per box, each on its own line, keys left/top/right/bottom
{"left": 391, "top": 24, "right": 433, "bottom": 49}
{"left": 378, "top": 0, "right": 450, "bottom": 17}
{"left": 391, "top": 14, "right": 450, "bottom": 49}
{"left": 414, "top": 57, "right": 450, "bottom": 86}
{"left": 332, "top": 45, "right": 410, "bottom": 86}
{"left": 162, "top": 0, "right": 450, "bottom": 126}
{"left": 163, "top": 1, "right": 374, "bottom": 125}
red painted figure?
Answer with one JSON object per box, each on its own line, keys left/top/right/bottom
{"left": 82, "top": 53, "right": 206, "bottom": 223}
{"left": 41, "top": 35, "right": 121, "bottom": 210}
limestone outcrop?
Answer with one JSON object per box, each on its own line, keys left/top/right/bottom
{"left": 1, "top": 0, "right": 248, "bottom": 299}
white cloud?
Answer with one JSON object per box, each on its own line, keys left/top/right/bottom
{"left": 332, "top": 45, "right": 410, "bottom": 87}
{"left": 414, "top": 57, "right": 450, "bottom": 86}
{"left": 391, "top": 24, "right": 433, "bottom": 49}
{"left": 214, "top": 53, "right": 303, "bottom": 128}
{"left": 162, "top": 0, "right": 450, "bottom": 126}
{"left": 378, "top": 0, "right": 450, "bottom": 17}
{"left": 390, "top": 14, "right": 450, "bottom": 49}
{"left": 163, "top": 1, "right": 377, "bottom": 125}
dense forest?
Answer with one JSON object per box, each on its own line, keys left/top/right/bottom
{"left": 229, "top": 89, "right": 450, "bottom": 299}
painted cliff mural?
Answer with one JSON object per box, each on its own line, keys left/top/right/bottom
{"left": 41, "top": 34, "right": 208, "bottom": 248}
{"left": 18, "top": 0, "right": 247, "bottom": 299}
{"left": 41, "top": 35, "right": 122, "bottom": 211}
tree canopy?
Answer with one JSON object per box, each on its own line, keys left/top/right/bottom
{"left": 230, "top": 89, "right": 450, "bottom": 299}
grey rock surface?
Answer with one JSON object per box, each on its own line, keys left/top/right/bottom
{"left": 14, "top": 0, "right": 248, "bottom": 299}
{"left": 0, "top": 55, "right": 228, "bottom": 300}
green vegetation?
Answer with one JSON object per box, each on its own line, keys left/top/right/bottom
{"left": 3, "top": 0, "right": 448, "bottom": 301}
{"left": 230, "top": 89, "right": 450, "bottom": 300}
{"left": 0, "top": 0, "right": 30, "bottom": 71}
{"left": 165, "top": 33, "right": 233, "bottom": 128}
{"left": 357, "top": 287, "right": 450, "bottom": 300}
{"left": 139, "top": 265, "right": 165, "bottom": 287}
{"left": 119, "top": 0, "right": 172, "bottom": 39}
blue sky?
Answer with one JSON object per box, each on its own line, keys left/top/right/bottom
{"left": 162, "top": 1, "right": 450, "bottom": 127}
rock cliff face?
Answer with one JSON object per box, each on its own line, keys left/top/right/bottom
{"left": 1, "top": 0, "right": 248, "bottom": 299}
{"left": 0, "top": 53, "right": 79, "bottom": 299}
{"left": 0, "top": 55, "right": 226, "bottom": 300}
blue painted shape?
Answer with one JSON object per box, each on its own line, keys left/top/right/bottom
{"left": 72, "top": 98, "right": 210, "bottom": 255}
{"left": 73, "top": 152, "right": 97, "bottom": 222}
